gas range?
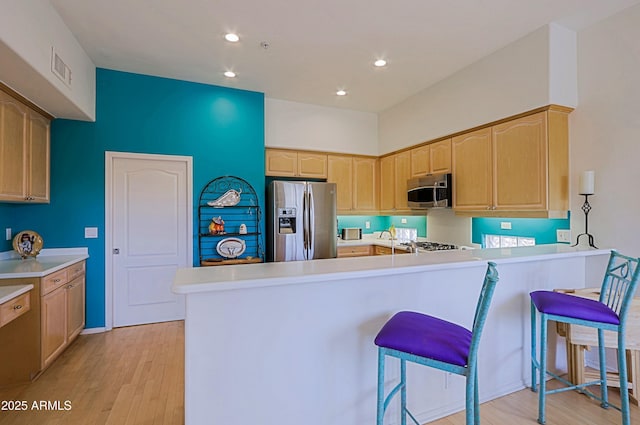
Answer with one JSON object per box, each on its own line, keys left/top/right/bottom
{"left": 401, "top": 241, "right": 460, "bottom": 252}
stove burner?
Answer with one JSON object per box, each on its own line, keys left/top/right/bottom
{"left": 402, "top": 241, "right": 459, "bottom": 251}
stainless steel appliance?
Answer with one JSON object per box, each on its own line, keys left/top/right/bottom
{"left": 341, "top": 228, "right": 362, "bottom": 240}
{"left": 407, "top": 173, "right": 452, "bottom": 209}
{"left": 267, "top": 181, "right": 337, "bottom": 262}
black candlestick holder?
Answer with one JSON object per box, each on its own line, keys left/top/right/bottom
{"left": 572, "top": 194, "right": 597, "bottom": 248}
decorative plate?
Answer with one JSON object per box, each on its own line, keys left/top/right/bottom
{"left": 13, "top": 230, "right": 44, "bottom": 259}
{"left": 207, "top": 189, "right": 241, "bottom": 208}
{"left": 216, "top": 237, "right": 246, "bottom": 259}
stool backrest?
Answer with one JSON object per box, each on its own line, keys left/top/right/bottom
{"left": 599, "top": 250, "right": 640, "bottom": 322}
{"left": 468, "top": 262, "right": 500, "bottom": 367}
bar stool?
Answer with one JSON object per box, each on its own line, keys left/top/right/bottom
{"left": 374, "top": 262, "right": 499, "bottom": 425}
{"left": 530, "top": 250, "right": 640, "bottom": 425}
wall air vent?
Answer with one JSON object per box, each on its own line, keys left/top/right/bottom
{"left": 51, "top": 47, "right": 72, "bottom": 87}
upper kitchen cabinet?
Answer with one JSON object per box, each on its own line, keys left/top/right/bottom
{"left": 0, "top": 88, "right": 50, "bottom": 203}
{"left": 452, "top": 108, "right": 569, "bottom": 218}
{"left": 265, "top": 148, "right": 327, "bottom": 178}
{"left": 379, "top": 151, "right": 411, "bottom": 213}
{"left": 327, "top": 154, "right": 378, "bottom": 214}
{"left": 410, "top": 138, "right": 452, "bottom": 177}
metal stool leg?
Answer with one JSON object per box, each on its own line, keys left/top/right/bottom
{"left": 538, "top": 314, "right": 548, "bottom": 425}
{"left": 473, "top": 369, "right": 480, "bottom": 425}
{"left": 400, "top": 359, "right": 407, "bottom": 425}
{"left": 377, "top": 349, "right": 385, "bottom": 425}
{"left": 598, "top": 329, "right": 609, "bottom": 408}
{"left": 531, "top": 301, "right": 538, "bottom": 392}
{"left": 619, "top": 333, "right": 631, "bottom": 425}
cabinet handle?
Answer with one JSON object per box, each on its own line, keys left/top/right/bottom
{"left": 52, "top": 278, "right": 61, "bottom": 283}
{"left": 13, "top": 304, "right": 22, "bottom": 310}
{"left": 67, "top": 284, "right": 74, "bottom": 289}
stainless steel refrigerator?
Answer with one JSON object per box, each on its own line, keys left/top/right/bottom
{"left": 267, "top": 181, "right": 337, "bottom": 262}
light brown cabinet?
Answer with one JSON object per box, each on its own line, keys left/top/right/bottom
{"left": 337, "top": 245, "right": 373, "bottom": 258}
{"left": 452, "top": 109, "right": 569, "bottom": 217}
{"left": 41, "top": 261, "right": 85, "bottom": 369}
{"left": 327, "top": 154, "right": 378, "bottom": 214}
{"left": 0, "top": 89, "right": 50, "bottom": 203}
{"left": 265, "top": 149, "right": 327, "bottom": 178}
{"left": 380, "top": 151, "right": 411, "bottom": 213}
{"left": 410, "top": 139, "right": 452, "bottom": 177}
{"left": 0, "top": 291, "right": 31, "bottom": 328}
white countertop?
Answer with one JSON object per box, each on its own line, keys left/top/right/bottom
{"left": 0, "top": 248, "right": 89, "bottom": 279}
{"left": 0, "top": 284, "right": 34, "bottom": 304}
{"left": 173, "top": 244, "right": 610, "bottom": 294}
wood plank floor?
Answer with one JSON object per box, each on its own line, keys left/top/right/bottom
{"left": 2, "top": 320, "right": 640, "bottom": 424}
{"left": 0, "top": 321, "right": 183, "bottom": 425}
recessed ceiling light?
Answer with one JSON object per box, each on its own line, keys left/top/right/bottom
{"left": 224, "top": 71, "right": 236, "bottom": 78}
{"left": 374, "top": 59, "right": 387, "bottom": 67}
{"left": 225, "top": 33, "right": 240, "bottom": 42}
{"left": 336, "top": 90, "right": 347, "bottom": 96}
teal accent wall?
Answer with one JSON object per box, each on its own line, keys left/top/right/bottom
{"left": 6, "top": 69, "right": 265, "bottom": 328}
{"left": 338, "top": 215, "right": 427, "bottom": 237}
{"left": 0, "top": 205, "right": 16, "bottom": 251}
{"left": 471, "top": 215, "right": 571, "bottom": 246}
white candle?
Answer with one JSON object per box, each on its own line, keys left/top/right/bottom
{"left": 579, "top": 170, "right": 595, "bottom": 195}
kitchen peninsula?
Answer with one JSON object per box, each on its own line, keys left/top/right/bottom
{"left": 173, "top": 245, "right": 609, "bottom": 425}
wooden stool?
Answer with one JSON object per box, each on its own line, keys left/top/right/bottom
{"left": 556, "top": 288, "right": 640, "bottom": 406}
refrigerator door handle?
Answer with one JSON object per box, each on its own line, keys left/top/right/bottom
{"left": 307, "top": 190, "right": 313, "bottom": 253}
{"left": 302, "top": 191, "right": 309, "bottom": 259}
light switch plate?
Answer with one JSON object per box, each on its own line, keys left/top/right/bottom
{"left": 557, "top": 229, "right": 571, "bottom": 243}
{"left": 401, "top": 218, "right": 407, "bottom": 224}
{"left": 500, "top": 222, "right": 512, "bottom": 230}
{"left": 365, "top": 221, "right": 370, "bottom": 229}
{"left": 84, "top": 227, "right": 98, "bottom": 239}
{"left": 5, "top": 228, "right": 11, "bottom": 241}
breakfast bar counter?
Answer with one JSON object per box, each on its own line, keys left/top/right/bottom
{"left": 173, "top": 245, "right": 610, "bottom": 425}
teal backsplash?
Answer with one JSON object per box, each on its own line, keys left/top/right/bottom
{"left": 338, "top": 216, "right": 427, "bottom": 237}
{"left": 472, "top": 215, "right": 571, "bottom": 246}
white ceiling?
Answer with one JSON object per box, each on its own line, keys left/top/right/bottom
{"left": 50, "top": 0, "right": 640, "bottom": 113}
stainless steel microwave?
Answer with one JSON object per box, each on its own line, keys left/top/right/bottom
{"left": 407, "top": 173, "right": 452, "bottom": 209}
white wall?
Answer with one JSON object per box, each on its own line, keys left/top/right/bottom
{"left": 570, "top": 4, "right": 640, "bottom": 255}
{"left": 265, "top": 98, "right": 378, "bottom": 156}
{"left": 0, "top": 0, "right": 95, "bottom": 120}
{"left": 378, "top": 24, "right": 578, "bottom": 154}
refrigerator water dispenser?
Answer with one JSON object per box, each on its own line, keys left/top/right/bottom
{"left": 278, "top": 208, "right": 296, "bottom": 234}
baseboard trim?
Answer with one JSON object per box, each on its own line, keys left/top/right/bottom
{"left": 81, "top": 327, "right": 108, "bottom": 335}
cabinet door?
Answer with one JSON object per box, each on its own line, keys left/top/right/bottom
{"left": 66, "top": 276, "right": 85, "bottom": 341}
{"left": 298, "top": 153, "right": 327, "bottom": 178}
{"left": 0, "top": 90, "right": 28, "bottom": 201}
{"left": 452, "top": 128, "right": 492, "bottom": 210}
{"left": 327, "top": 155, "right": 353, "bottom": 212}
{"left": 265, "top": 149, "right": 297, "bottom": 176}
{"left": 430, "top": 139, "right": 452, "bottom": 174}
{"left": 379, "top": 155, "right": 395, "bottom": 211}
{"left": 492, "top": 112, "right": 547, "bottom": 210}
{"left": 41, "top": 286, "right": 67, "bottom": 369}
{"left": 353, "top": 157, "right": 378, "bottom": 211}
{"left": 410, "top": 145, "right": 430, "bottom": 177}
{"left": 27, "top": 111, "right": 50, "bottom": 202}
{"left": 394, "top": 151, "right": 411, "bottom": 211}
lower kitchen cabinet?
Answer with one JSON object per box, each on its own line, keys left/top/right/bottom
{"left": 41, "top": 262, "right": 85, "bottom": 370}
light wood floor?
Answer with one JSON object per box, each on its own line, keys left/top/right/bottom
{"left": 0, "top": 321, "right": 184, "bottom": 425}
{"left": 2, "top": 320, "right": 640, "bottom": 424}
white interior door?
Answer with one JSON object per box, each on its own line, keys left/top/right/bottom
{"left": 108, "top": 153, "right": 192, "bottom": 328}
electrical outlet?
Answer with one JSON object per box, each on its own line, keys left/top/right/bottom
{"left": 500, "top": 222, "right": 512, "bottom": 230}
{"left": 5, "top": 228, "right": 11, "bottom": 241}
{"left": 401, "top": 218, "right": 407, "bottom": 224}
{"left": 365, "top": 221, "right": 370, "bottom": 229}
{"left": 557, "top": 229, "right": 571, "bottom": 243}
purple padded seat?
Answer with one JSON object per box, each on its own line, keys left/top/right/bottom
{"left": 374, "top": 311, "right": 471, "bottom": 367}
{"left": 530, "top": 291, "right": 620, "bottom": 325}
